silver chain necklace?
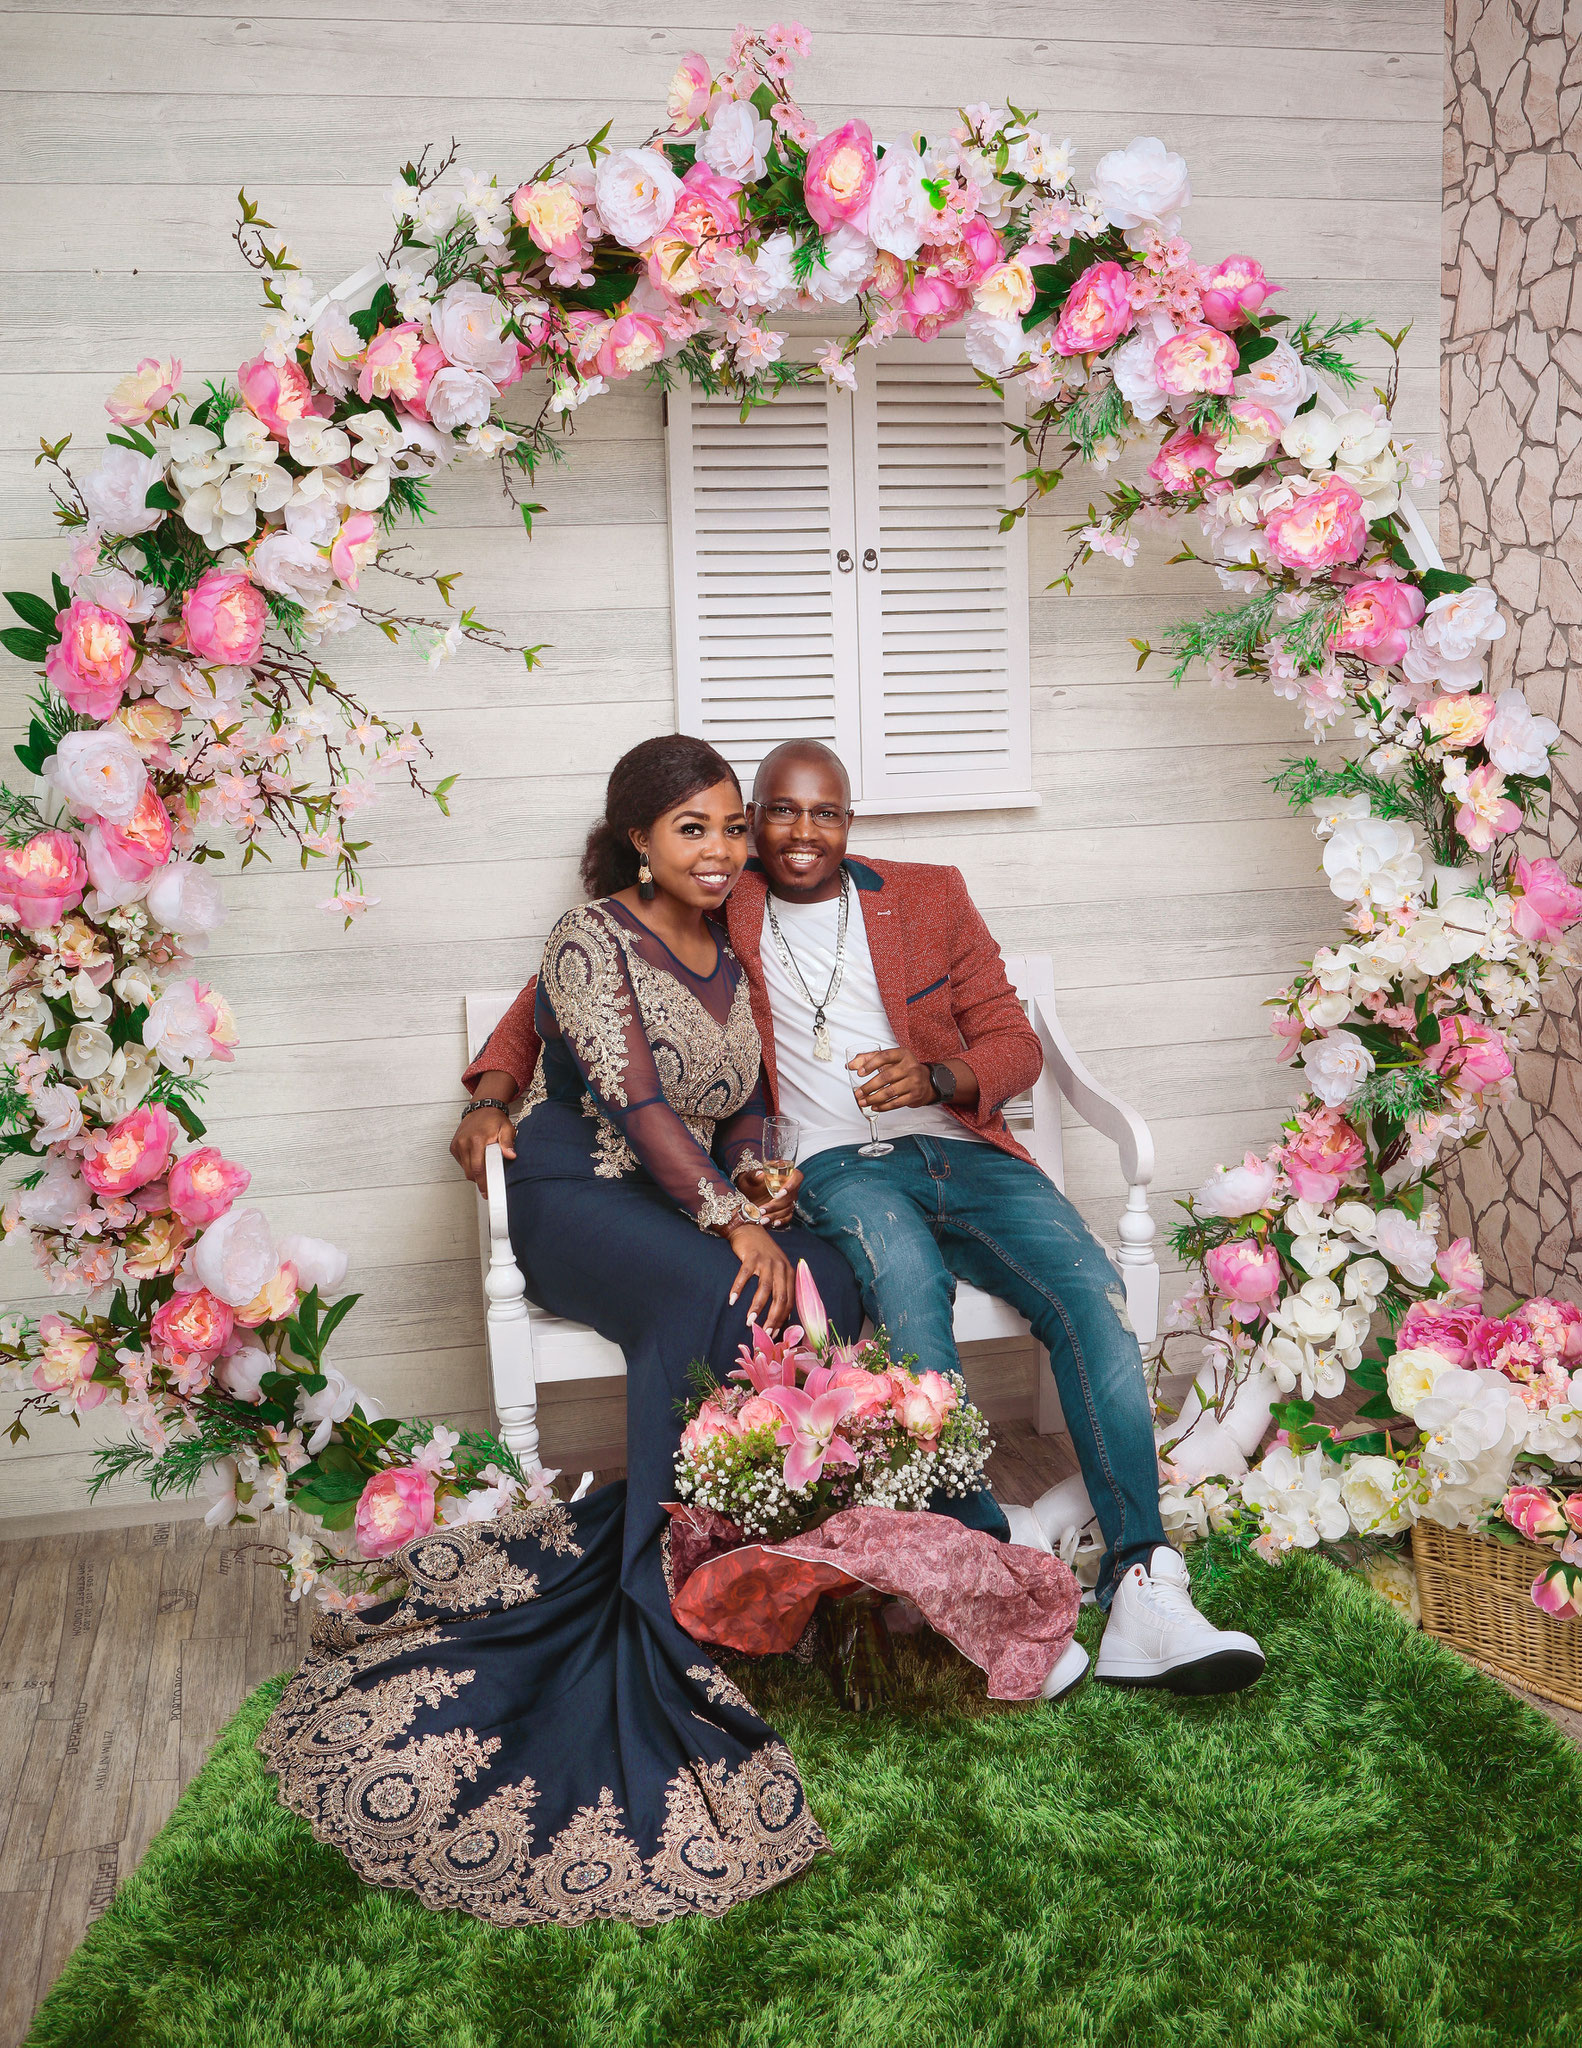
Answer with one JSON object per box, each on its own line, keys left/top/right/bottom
{"left": 764, "top": 868, "right": 849, "bottom": 1062}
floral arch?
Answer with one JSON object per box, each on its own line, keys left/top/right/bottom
{"left": 2, "top": 24, "right": 1579, "bottom": 1617}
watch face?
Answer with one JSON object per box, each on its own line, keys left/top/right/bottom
{"left": 932, "top": 1063, "right": 955, "bottom": 1103}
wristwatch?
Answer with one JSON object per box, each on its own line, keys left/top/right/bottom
{"left": 928, "top": 1061, "right": 957, "bottom": 1104}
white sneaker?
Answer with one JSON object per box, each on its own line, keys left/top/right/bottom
{"left": 1094, "top": 1547, "right": 1264, "bottom": 1696}
{"left": 1041, "top": 1638, "right": 1090, "bottom": 1703}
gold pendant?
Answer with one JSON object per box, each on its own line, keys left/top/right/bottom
{"left": 813, "top": 1018, "right": 832, "bottom": 1062}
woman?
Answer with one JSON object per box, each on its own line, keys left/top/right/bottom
{"left": 260, "top": 737, "right": 863, "bottom": 1927}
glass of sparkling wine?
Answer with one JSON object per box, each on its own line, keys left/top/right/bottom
{"left": 845, "top": 1048, "right": 894, "bottom": 1158}
{"left": 759, "top": 1116, "right": 801, "bottom": 1217}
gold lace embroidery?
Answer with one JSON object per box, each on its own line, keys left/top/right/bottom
{"left": 493, "top": 1499, "right": 583, "bottom": 1559}
{"left": 687, "top": 1662, "right": 758, "bottom": 1718}
{"left": 697, "top": 1177, "right": 752, "bottom": 1231}
{"left": 398, "top": 1531, "right": 540, "bottom": 1613}
{"left": 540, "top": 907, "right": 635, "bottom": 1107}
{"left": 520, "top": 1050, "right": 547, "bottom": 1117}
{"left": 583, "top": 1094, "right": 639, "bottom": 1180}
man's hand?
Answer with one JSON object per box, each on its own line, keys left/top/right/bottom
{"left": 450, "top": 1104, "right": 517, "bottom": 1189}
{"left": 734, "top": 1164, "right": 804, "bottom": 1229}
{"left": 847, "top": 1046, "right": 936, "bottom": 1112}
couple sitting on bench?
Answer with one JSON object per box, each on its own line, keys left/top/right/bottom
{"left": 261, "top": 733, "right": 1261, "bottom": 1934}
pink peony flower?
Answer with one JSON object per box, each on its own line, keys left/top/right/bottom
{"left": 1503, "top": 1483, "right": 1567, "bottom": 1542}
{"left": 1567, "top": 1494, "right": 1582, "bottom": 1536}
{"left": 590, "top": 311, "right": 668, "bottom": 381}
{"left": 1147, "top": 427, "right": 1221, "bottom": 494}
{"left": 143, "top": 978, "right": 240, "bottom": 1068}
{"left": 1153, "top": 324, "right": 1239, "bottom": 396}
{"left": 1281, "top": 1106, "right": 1366, "bottom": 1203}
{"left": 0, "top": 830, "right": 88, "bottom": 928}
{"left": 1336, "top": 579, "right": 1426, "bottom": 666}
{"left": 666, "top": 49, "right": 712, "bottom": 132}
{"left": 32, "top": 1316, "right": 104, "bottom": 1412}
{"left": 1262, "top": 474, "right": 1369, "bottom": 573}
{"left": 354, "top": 1464, "right": 437, "bottom": 1559}
{"left": 1434, "top": 1236, "right": 1485, "bottom": 1300}
{"left": 1423, "top": 1013, "right": 1513, "bottom": 1092}
{"left": 1053, "top": 261, "right": 1135, "bottom": 355}
{"left": 1531, "top": 1564, "right": 1582, "bottom": 1618}
{"left": 106, "top": 356, "right": 183, "bottom": 426}
{"left": 83, "top": 785, "right": 173, "bottom": 899}
{"left": 1508, "top": 856, "right": 1582, "bottom": 944}
{"left": 803, "top": 120, "right": 877, "bottom": 233}
{"left": 1424, "top": 693, "right": 1497, "bottom": 748}
{"left": 80, "top": 1102, "right": 176, "bottom": 1196}
{"left": 1397, "top": 1301, "right": 1487, "bottom": 1365}
{"left": 1513, "top": 1296, "right": 1582, "bottom": 1359}
{"left": 900, "top": 270, "right": 970, "bottom": 342}
{"left": 150, "top": 1284, "right": 235, "bottom": 1364}
{"left": 356, "top": 324, "right": 446, "bottom": 413}
{"left": 46, "top": 601, "right": 137, "bottom": 720}
{"left": 512, "top": 179, "right": 586, "bottom": 264}
{"left": 183, "top": 569, "right": 267, "bottom": 667}
{"left": 167, "top": 1146, "right": 252, "bottom": 1227}
{"left": 1198, "top": 256, "right": 1281, "bottom": 332}
{"left": 236, "top": 355, "right": 326, "bottom": 441}
{"left": 1204, "top": 1238, "right": 1284, "bottom": 1311}
{"left": 234, "top": 1261, "right": 299, "bottom": 1328}
{"left": 329, "top": 510, "right": 379, "bottom": 590}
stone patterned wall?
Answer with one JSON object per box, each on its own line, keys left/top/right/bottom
{"left": 1442, "top": 0, "right": 1582, "bottom": 1299}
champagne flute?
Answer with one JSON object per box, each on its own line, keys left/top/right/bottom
{"left": 759, "top": 1116, "right": 801, "bottom": 1215}
{"left": 845, "top": 1047, "right": 894, "bottom": 1158}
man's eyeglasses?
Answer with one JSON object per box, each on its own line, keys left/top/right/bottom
{"left": 757, "top": 803, "right": 849, "bottom": 827}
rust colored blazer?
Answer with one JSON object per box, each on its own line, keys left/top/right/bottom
{"left": 463, "top": 856, "right": 1043, "bottom": 1166}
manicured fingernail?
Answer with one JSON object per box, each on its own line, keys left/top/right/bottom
{"left": 746, "top": 1310, "right": 757, "bottom": 1325}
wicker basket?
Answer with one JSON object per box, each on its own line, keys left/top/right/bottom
{"left": 1411, "top": 1520, "right": 1582, "bottom": 1714}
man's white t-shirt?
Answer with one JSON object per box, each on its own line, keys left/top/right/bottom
{"left": 757, "top": 890, "right": 986, "bottom": 1162}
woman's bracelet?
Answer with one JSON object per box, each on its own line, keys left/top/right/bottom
{"left": 460, "top": 1097, "right": 513, "bottom": 1120}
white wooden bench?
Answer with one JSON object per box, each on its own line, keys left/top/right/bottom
{"left": 467, "top": 954, "right": 1159, "bottom": 1468}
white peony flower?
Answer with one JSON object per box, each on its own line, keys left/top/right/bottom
{"left": 1362, "top": 1550, "right": 1420, "bottom": 1625}
{"left": 277, "top": 1233, "right": 349, "bottom": 1292}
{"left": 17, "top": 1154, "right": 86, "bottom": 1227}
{"left": 1089, "top": 135, "right": 1190, "bottom": 235}
{"left": 44, "top": 727, "right": 147, "bottom": 824}
{"left": 1386, "top": 1345, "right": 1451, "bottom": 1413}
{"left": 430, "top": 281, "right": 521, "bottom": 383}
{"left": 1194, "top": 1152, "right": 1279, "bottom": 1217}
{"left": 310, "top": 300, "right": 364, "bottom": 399}
{"left": 699, "top": 100, "right": 771, "bottom": 183}
{"left": 594, "top": 146, "right": 681, "bottom": 249}
{"left": 798, "top": 225, "right": 877, "bottom": 304}
{"left": 1372, "top": 1208, "right": 1438, "bottom": 1287}
{"left": 1339, "top": 1454, "right": 1413, "bottom": 1535}
{"left": 1232, "top": 339, "right": 1313, "bottom": 425}
{"left": 962, "top": 312, "right": 1027, "bottom": 377}
{"left": 1484, "top": 688, "right": 1558, "bottom": 777}
{"left": 31, "top": 1083, "right": 84, "bottom": 1148}
{"left": 81, "top": 448, "right": 166, "bottom": 536}
{"left": 1401, "top": 629, "right": 1484, "bottom": 696}
{"left": 424, "top": 367, "right": 497, "bottom": 433}
{"left": 216, "top": 1344, "right": 271, "bottom": 1403}
{"left": 193, "top": 1205, "right": 278, "bottom": 1307}
{"left": 865, "top": 143, "right": 930, "bottom": 258}
{"left": 1300, "top": 1031, "right": 1374, "bottom": 1108}
{"left": 1421, "top": 584, "right": 1504, "bottom": 661}
{"left": 250, "top": 530, "right": 333, "bottom": 606}
{"left": 145, "top": 860, "right": 225, "bottom": 942}
{"left": 1110, "top": 312, "right": 1175, "bottom": 424}
{"left": 74, "top": 566, "right": 164, "bottom": 623}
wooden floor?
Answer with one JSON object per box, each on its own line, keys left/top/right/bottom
{"left": 1, "top": 1419, "right": 1575, "bottom": 2047}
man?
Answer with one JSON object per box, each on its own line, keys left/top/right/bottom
{"left": 456, "top": 739, "right": 1263, "bottom": 1696}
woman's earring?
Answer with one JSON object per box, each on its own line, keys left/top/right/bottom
{"left": 637, "top": 852, "right": 655, "bottom": 901}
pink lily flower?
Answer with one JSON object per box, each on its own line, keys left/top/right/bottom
{"left": 729, "top": 1320, "right": 811, "bottom": 1392}
{"left": 763, "top": 1383, "right": 860, "bottom": 1489}
{"left": 794, "top": 1259, "right": 830, "bottom": 1351}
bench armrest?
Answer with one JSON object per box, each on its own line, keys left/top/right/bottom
{"left": 1030, "top": 1001, "right": 1155, "bottom": 1187}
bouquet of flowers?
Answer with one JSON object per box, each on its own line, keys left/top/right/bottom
{"left": 671, "top": 1261, "right": 993, "bottom": 1544}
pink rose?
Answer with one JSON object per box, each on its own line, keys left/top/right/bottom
{"left": 1531, "top": 1564, "right": 1582, "bottom": 1618}
{"left": 167, "top": 1146, "right": 252, "bottom": 1227}
{"left": 592, "top": 311, "right": 668, "bottom": 381}
{"left": 184, "top": 569, "right": 266, "bottom": 667}
{"left": 1198, "top": 257, "right": 1281, "bottom": 332}
{"left": 0, "top": 830, "right": 88, "bottom": 928}
{"left": 1053, "top": 261, "right": 1135, "bottom": 355}
{"left": 1503, "top": 1484, "right": 1567, "bottom": 1542}
{"left": 329, "top": 510, "right": 379, "bottom": 591}
{"left": 149, "top": 1284, "right": 235, "bottom": 1364}
{"left": 679, "top": 1400, "right": 743, "bottom": 1458}
{"left": 1397, "top": 1301, "right": 1487, "bottom": 1365}
{"left": 1147, "top": 427, "right": 1221, "bottom": 494}
{"left": 80, "top": 1103, "right": 176, "bottom": 1196}
{"left": 1336, "top": 579, "right": 1426, "bottom": 665}
{"left": 46, "top": 601, "right": 137, "bottom": 720}
{"left": 236, "top": 355, "right": 327, "bottom": 441}
{"left": 1262, "top": 475, "right": 1369, "bottom": 573}
{"left": 803, "top": 120, "right": 877, "bottom": 233}
{"left": 1153, "top": 324, "right": 1239, "bottom": 396}
{"left": 1423, "top": 1014, "right": 1513, "bottom": 1092}
{"left": 955, "top": 216, "right": 1004, "bottom": 282}
{"left": 666, "top": 50, "right": 712, "bottom": 133}
{"left": 106, "top": 356, "right": 183, "bottom": 427}
{"left": 736, "top": 1394, "right": 781, "bottom": 1433}
{"left": 900, "top": 271, "right": 970, "bottom": 342}
{"left": 914, "top": 1368, "right": 959, "bottom": 1418}
{"left": 827, "top": 1365, "right": 892, "bottom": 1419}
{"left": 1204, "top": 1238, "right": 1284, "bottom": 1311}
{"left": 83, "top": 784, "right": 173, "bottom": 899}
{"left": 354, "top": 1464, "right": 437, "bottom": 1559}
{"left": 1509, "top": 856, "right": 1582, "bottom": 944}
{"left": 1280, "top": 1106, "right": 1366, "bottom": 1203}
{"left": 32, "top": 1315, "right": 105, "bottom": 1413}
{"left": 356, "top": 324, "right": 446, "bottom": 414}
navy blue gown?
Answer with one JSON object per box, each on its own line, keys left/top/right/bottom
{"left": 261, "top": 899, "right": 863, "bottom": 1926}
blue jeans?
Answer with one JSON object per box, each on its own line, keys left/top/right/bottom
{"left": 796, "top": 1136, "right": 1168, "bottom": 1607}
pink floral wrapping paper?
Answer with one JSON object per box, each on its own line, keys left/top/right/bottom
{"left": 670, "top": 1505, "right": 1080, "bottom": 1700}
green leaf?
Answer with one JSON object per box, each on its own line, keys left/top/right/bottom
{"left": 51, "top": 573, "right": 70, "bottom": 612}
{"left": 0, "top": 627, "right": 52, "bottom": 665}
{"left": 560, "top": 264, "right": 641, "bottom": 313}
{"left": 4, "top": 590, "right": 59, "bottom": 637}
{"left": 106, "top": 427, "right": 157, "bottom": 457}
{"left": 1351, "top": 1360, "right": 1389, "bottom": 1392}
{"left": 1418, "top": 568, "right": 1474, "bottom": 604}
{"left": 143, "top": 481, "right": 181, "bottom": 513}
{"left": 1235, "top": 331, "right": 1279, "bottom": 368}
{"left": 349, "top": 283, "right": 397, "bottom": 344}
{"left": 169, "top": 1096, "right": 207, "bottom": 1141}
{"left": 1341, "top": 1431, "right": 1391, "bottom": 1457}
{"left": 1353, "top": 1392, "right": 1400, "bottom": 1420}
{"left": 316, "top": 1294, "right": 363, "bottom": 1349}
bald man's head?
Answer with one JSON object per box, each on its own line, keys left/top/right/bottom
{"left": 748, "top": 740, "right": 853, "bottom": 903}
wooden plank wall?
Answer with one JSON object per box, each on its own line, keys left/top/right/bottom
{"left": 0, "top": 1, "right": 1441, "bottom": 1525}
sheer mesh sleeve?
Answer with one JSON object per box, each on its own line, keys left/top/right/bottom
{"left": 716, "top": 1074, "right": 772, "bottom": 1182}
{"left": 538, "top": 908, "right": 754, "bottom": 1231}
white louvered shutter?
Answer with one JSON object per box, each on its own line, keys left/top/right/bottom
{"left": 665, "top": 341, "right": 864, "bottom": 793}
{"left": 850, "top": 341, "right": 1032, "bottom": 810}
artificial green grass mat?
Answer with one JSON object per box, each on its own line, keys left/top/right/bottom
{"left": 25, "top": 1547, "right": 1582, "bottom": 2048}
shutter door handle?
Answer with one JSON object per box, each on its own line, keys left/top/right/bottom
{"left": 862, "top": 547, "right": 878, "bottom": 571}
{"left": 836, "top": 548, "right": 854, "bottom": 572}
